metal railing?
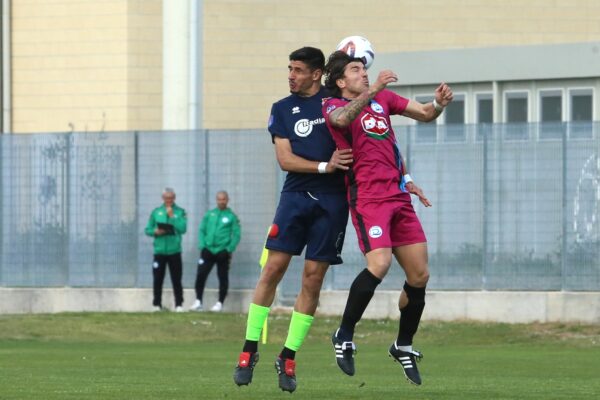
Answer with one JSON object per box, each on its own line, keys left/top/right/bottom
{"left": 1, "top": 123, "right": 598, "bottom": 295}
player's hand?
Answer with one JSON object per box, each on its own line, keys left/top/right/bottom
{"left": 406, "top": 182, "right": 432, "bottom": 207}
{"left": 372, "top": 70, "right": 398, "bottom": 93}
{"left": 435, "top": 83, "right": 453, "bottom": 107}
{"left": 327, "top": 148, "right": 353, "bottom": 172}
{"left": 166, "top": 206, "right": 174, "bottom": 217}
{"left": 154, "top": 228, "right": 166, "bottom": 236}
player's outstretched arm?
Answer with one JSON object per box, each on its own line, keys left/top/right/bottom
{"left": 402, "top": 83, "right": 454, "bottom": 123}
{"left": 274, "top": 137, "right": 349, "bottom": 174}
{"left": 328, "top": 70, "right": 398, "bottom": 128}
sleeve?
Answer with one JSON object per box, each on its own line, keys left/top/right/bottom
{"left": 227, "top": 213, "right": 241, "bottom": 253}
{"left": 198, "top": 212, "right": 207, "bottom": 250}
{"left": 170, "top": 208, "right": 187, "bottom": 235}
{"left": 267, "top": 103, "right": 287, "bottom": 143}
{"left": 385, "top": 89, "right": 410, "bottom": 115}
{"left": 322, "top": 98, "right": 352, "bottom": 150}
{"left": 144, "top": 210, "right": 156, "bottom": 237}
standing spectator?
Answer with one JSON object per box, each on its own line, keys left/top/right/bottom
{"left": 144, "top": 187, "right": 187, "bottom": 312}
{"left": 190, "top": 190, "right": 241, "bottom": 312}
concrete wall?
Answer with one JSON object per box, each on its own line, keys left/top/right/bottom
{"left": 1, "top": 288, "right": 598, "bottom": 324}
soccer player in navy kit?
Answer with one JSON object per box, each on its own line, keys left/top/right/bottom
{"left": 233, "top": 47, "right": 353, "bottom": 392}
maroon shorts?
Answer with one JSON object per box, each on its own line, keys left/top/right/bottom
{"left": 349, "top": 192, "right": 426, "bottom": 254}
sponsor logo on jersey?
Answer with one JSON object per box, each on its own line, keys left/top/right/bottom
{"left": 368, "top": 226, "right": 383, "bottom": 238}
{"left": 294, "top": 117, "right": 325, "bottom": 137}
{"left": 292, "top": 106, "right": 300, "bottom": 114}
{"left": 361, "top": 113, "right": 390, "bottom": 140}
{"left": 370, "top": 100, "right": 384, "bottom": 114}
{"left": 222, "top": 217, "right": 230, "bottom": 223}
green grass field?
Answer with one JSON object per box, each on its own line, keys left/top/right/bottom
{"left": 1, "top": 312, "right": 599, "bottom": 400}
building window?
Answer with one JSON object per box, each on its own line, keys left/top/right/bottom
{"left": 539, "top": 90, "right": 563, "bottom": 140}
{"left": 569, "top": 89, "right": 594, "bottom": 139}
{"left": 476, "top": 93, "right": 493, "bottom": 124}
{"left": 444, "top": 94, "right": 465, "bottom": 124}
{"left": 540, "top": 90, "right": 563, "bottom": 122}
{"left": 414, "top": 95, "right": 437, "bottom": 143}
{"left": 570, "top": 89, "right": 593, "bottom": 121}
{"left": 505, "top": 92, "right": 528, "bottom": 123}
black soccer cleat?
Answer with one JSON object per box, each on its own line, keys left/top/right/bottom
{"left": 331, "top": 331, "right": 356, "bottom": 376}
{"left": 274, "top": 357, "right": 297, "bottom": 393}
{"left": 233, "top": 352, "right": 259, "bottom": 386}
{"left": 388, "top": 343, "right": 423, "bottom": 385}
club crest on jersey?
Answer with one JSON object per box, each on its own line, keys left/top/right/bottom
{"left": 292, "top": 106, "right": 300, "bottom": 114}
{"left": 370, "top": 100, "right": 384, "bottom": 114}
{"left": 361, "top": 113, "right": 390, "bottom": 140}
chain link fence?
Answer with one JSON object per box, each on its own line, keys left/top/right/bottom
{"left": 1, "top": 123, "right": 599, "bottom": 298}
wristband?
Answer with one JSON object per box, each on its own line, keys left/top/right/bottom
{"left": 403, "top": 174, "right": 413, "bottom": 184}
{"left": 433, "top": 98, "right": 444, "bottom": 113}
{"left": 318, "top": 162, "right": 328, "bottom": 174}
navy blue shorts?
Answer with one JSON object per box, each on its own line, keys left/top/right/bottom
{"left": 266, "top": 191, "right": 349, "bottom": 265}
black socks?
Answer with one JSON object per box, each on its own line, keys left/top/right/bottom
{"left": 397, "top": 281, "right": 426, "bottom": 346}
{"left": 338, "top": 268, "right": 382, "bottom": 341}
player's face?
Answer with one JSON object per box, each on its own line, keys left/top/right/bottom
{"left": 288, "top": 61, "right": 320, "bottom": 96}
{"left": 216, "top": 193, "right": 228, "bottom": 210}
{"left": 162, "top": 193, "right": 175, "bottom": 207}
{"left": 339, "top": 61, "right": 369, "bottom": 97}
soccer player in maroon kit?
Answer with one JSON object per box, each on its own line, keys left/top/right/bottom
{"left": 322, "top": 50, "right": 453, "bottom": 385}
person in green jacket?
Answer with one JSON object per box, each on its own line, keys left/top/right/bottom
{"left": 144, "top": 187, "right": 188, "bottom": 312}
{"left": 190, "top": 190, "right": 241, "bottom": 312}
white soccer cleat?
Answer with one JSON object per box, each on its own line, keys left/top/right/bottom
{"left": 152, "top": 306, "right": 162, "bottom": 312}
{"left": 189, "top": 299, "right": 203, "bottom": 311}
{"left": 175, "top": 306, "right": 184, "bottom": 313}
{"left": 210, "top": 301, "right": 223, "bottom": 312}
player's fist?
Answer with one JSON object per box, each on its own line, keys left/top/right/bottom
{"left": 435, "top": 83, "right": 453, "bottom": 107}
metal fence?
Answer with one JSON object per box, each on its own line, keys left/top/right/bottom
{"left": 1, "top": 123, "right": 599, "bottom": 299}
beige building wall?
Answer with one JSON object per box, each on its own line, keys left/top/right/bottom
{"left": 10, "top": 0, "right": 162, "bottom": 134}
{"left": 203, "top": 0, "right": 600, "bottom": 129}
{"left": 7, "top": 0, "right": 600, "bottom": 132}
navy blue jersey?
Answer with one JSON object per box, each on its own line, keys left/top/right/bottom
{"left": 268, "top": 86, "right": 345, "bottom": 193}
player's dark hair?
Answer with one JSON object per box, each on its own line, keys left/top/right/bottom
{"left": 324, "top": 51, "right": 354, "bottom": 98}
{"left": 289, "top": 47, "right": 325, "bottom": 72}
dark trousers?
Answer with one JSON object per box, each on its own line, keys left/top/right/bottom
{"left": 195, "top": 249, "right": 230, "bottom": 304}
{"left": 152, "top": 253, "right": 183, "bottom": 307}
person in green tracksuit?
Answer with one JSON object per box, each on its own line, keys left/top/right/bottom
{"left": 144, "top": 187, "right": 187, "bottom": 312}
{"left": 190, "top": 190, "right": 241, "bottom": 312}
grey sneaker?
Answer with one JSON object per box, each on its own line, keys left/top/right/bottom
{"left": 233, "top": 352, "right": 259, "bottom": 386}
{"left": 331, "top": 331, "right": 356, "bottom": 376}
{"left": 388, "top": 343, "right": 423, "bottom": 385}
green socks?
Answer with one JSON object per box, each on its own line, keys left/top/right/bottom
{"left": 245, "top": 303, "right": 270, "bottom": 341}
{"left": 283, "top": 311, "right": 314, "bottom": 352}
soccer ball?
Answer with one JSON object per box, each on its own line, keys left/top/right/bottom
{"left": 336, "top": 36, "right": 375, "bottom": 69}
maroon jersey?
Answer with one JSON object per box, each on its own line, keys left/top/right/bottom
{"left": 323, "top": 89, "right": 410, "bottom": 202}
